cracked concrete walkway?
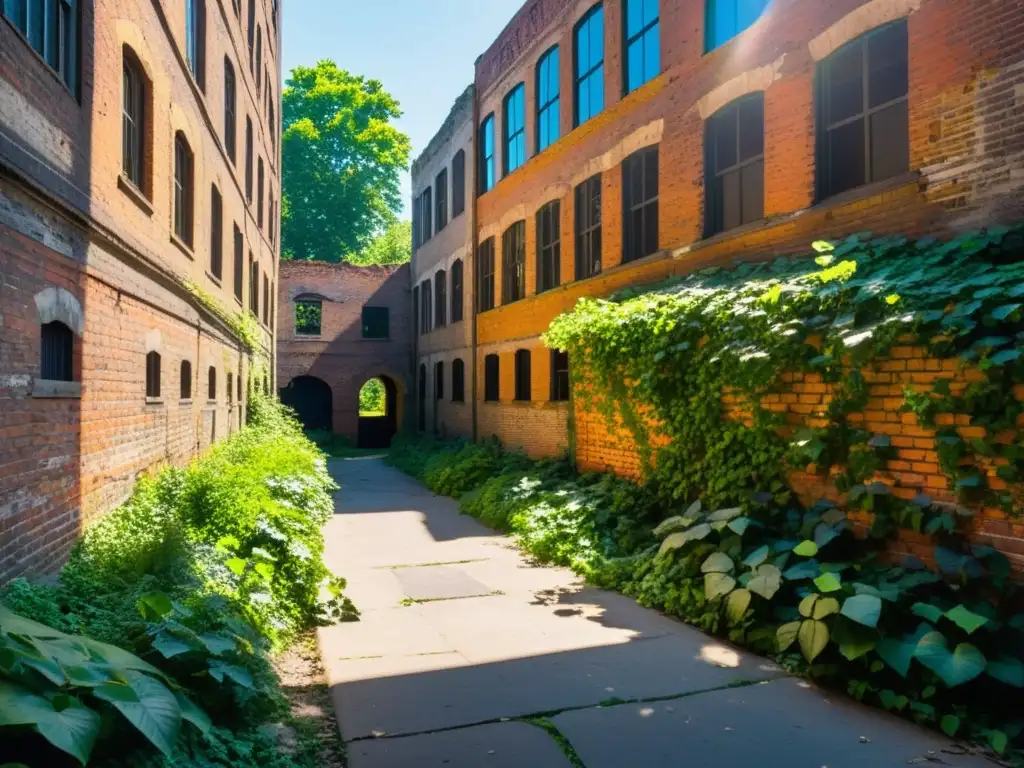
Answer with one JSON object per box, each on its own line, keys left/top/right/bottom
{"left": 318, "top": 458, "right": 988, "bottom": 768}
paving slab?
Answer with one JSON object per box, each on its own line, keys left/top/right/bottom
{"left": 347, "top": 722, "right": 575, "bottom": 768}
{"left": 391, "top": 564, "right": 497, "bottom": 600}
{"left": 553, "top": 677, "right": 991, "bottom": 768}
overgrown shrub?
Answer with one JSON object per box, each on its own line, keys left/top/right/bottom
{"left": 0, "top": 392, "right": 354, "bottom": 766}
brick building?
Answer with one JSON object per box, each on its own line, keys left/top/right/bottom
{"left": 0, "top": 0, "right": 282, "bottom": 581}
{"left": 406, "top": 0, "right": 1024, "bottom": 458}
{"left": 411, "top": 86, "right": 476, "bottom": 440}
{"left": 276, "top": 261, "right": 412, "bottom": 449}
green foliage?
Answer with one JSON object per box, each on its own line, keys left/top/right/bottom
{"left": 0, "top": 395, "right": 356, "bottom": 766}
{"left": 359, "top": 379, "right": 386, "bottom": 416}
{"left": 346, "top": 219, "right": 412, "bottom": 266}
{"left": 281, "top": 61, "right": 411, "bottom": 262}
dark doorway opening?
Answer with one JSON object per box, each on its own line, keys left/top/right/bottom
{"left": 357, "top": 375, "right": 398, "bottom": 449}
{"left": 417, "top": 364, "right": 427, "bottom": 432}
{"left": 280, "top": 375, "right": 333, "bottom": 431}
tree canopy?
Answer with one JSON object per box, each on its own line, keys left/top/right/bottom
{"left": 281, "top": 61, "right": 410, "bottom": 262}
{"left": 346, "top": 219, "right": 412, "bottom": 266}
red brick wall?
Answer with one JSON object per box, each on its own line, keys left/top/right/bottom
{"left": 276, "top": 261, "right": 413, "bottom": 441}
{"left": 470, "top": 0, "right": 1024, "bottom": 459}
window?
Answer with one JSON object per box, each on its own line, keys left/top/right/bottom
{"left": 185, "top": 0, "right": 205, "bottom": 89}
{"left": 625, "top": 0, "right": 659, "bottom": 93}
{"left": 452, "top": 150, "right": 466, "bottom": 217}
{"left": 479, "top": 114, "right": 495, "bottom": 194}
{"left": 224, "top": 59, "right": 237, "bottom": 162}
{"left": 40, "top": 321, "right": 73, "bottom": 381}
{"left": 180, "top": 360, "right": 192, "bottom": 400}
{"left": 2, "top": 0, "right": 79, "bottom": 91}
{"left": 173, "top": 133, "right": 194, "bottom": 246}
{"left": 477, "top": 237, "right": 495, "bottom": 312}
{"left": 412, "top": 195, "right": 422, "bottom": 250}
{"left": 227, "top": 372, "right": 234, "bottom": 403}
{"left": 269, "top": 101, "right": 276, "bottom": 153}
{"left": 484, "top": 354, "right": 500, "bottom": 402}
{"left": 255, "top": 26, "right": 262, "bottom": 94}
{"left": 705, "top": 93, "right": 764, "bottom": 236}
{"left": 146, "top": 351, "right": 161, "bottom": 399}
{"left": 575, "top": 174, "right": 602, "bottom": 279}
{"left": 413, "top": 285, "right": 419, "bottom": 336}
{"left": 536, "top": 47, "right": 560, "bottom": 152}
{"left": 420, "top": 279, "right": 432, "bottom": 334}
{"left": 122, "top": 49, "right": 146, "bottom": 190}
{"left": 434, "top": 361, "right": 444, "bottom": 401}
{"left": 435, "top": 169, "right": 448, "bottom": 232}
{"left": 245, "top": 118, "right": 253, "bottom": 202}
{"left": 705, "top": 0, "right": 770, "bottom": 52}
{"left": 247, "top": 0, "right": 256, "bottom": 72}
{"left": 622, "top": 145, "right": 659, "bottom": 263}
{"left": 574, "top": 5, "right": 605, "bottom": 127}
{"left": 233, "top": 225, "right": 244, "bottom": 301}
{"left": 503, "top": 83, "right": 526, "bottom": 174}
{"left": 502, "top": 221, "right": 526, "bottom": 304}
{"left": 551, "top": 349, "right": 570, "bottom": 401}
{"left": 257, "top": 158, "right": 265, "bottom": 229}
{"left": 434, "top": 270, "right": 447, "bottom": 327}
{"left": 536, "top": 200, "right": 561, "bottom": 292}
{"left": 238, "top": 375, "right": 242, "bottom": 401}
{"left": 362, "top": 306, "right": 389, "bottom": 339}
{"left": 452, "top": 358, "right": 465, "bottom": 402}
{"left": 451, "top": 259, "right": 464, "bottom": 322}
{"left": 210, "top": 185, "right": 223, "bottom": 278}
{"left": 816, "top": 21, "right": 909, "bottom": 200}
{"left": 249, "top": 253, "right": 259, "bottom": 315}
{"left": 262, "top": 273, "right": 269, "bottom": 325}
{"left": 421, "top": 187, "right": 433, "bottom": 242}
{"left": 514, "top": 350, "right": 531, "bottom": 401}
{"left": 208, "top": 366, "right": 217, "bottom": 401}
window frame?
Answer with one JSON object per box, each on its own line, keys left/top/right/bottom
{"left": 574, "top": 4, "right": 605, "bottom": 128}
{"left": 704, "top": 0, "right": 770, "bottom": 53}
{"left": 40, "top": 321, "right": 74, "bottom": 382}
{"left": 624, "top": 0, "right": 659, "bottom": 94}
{"left": 477, "top": 237, "right": 496, "bottom": 313}
{"left": 207, "top": 366, "right": 217, "bottom": 402}
{"left": 173, "top": 132, "right": 194, "bottom": 247}
{"left": 550, "top": 349, "right": 570, "bottom": 402}
{"left": 435, "top": 168, "right": 448, "bottom": 232}
{"left": 185, "top": 0, "right": 205, "bottom": 90}
{"left": 434, "top": 270, "right": 447, "bottom": 328}
{"left": 245, "top": 117, "right": 254, "bottom": 203}
{"left": 503, "top": 83, "right": 526, "bottom": 175}
{"left": 704, "top": 93, "right": 765, "bottom": 237}
{"left": 574, "top": 174, "right": 602, "bottom": 279}
{"left": 452, "top": 149, "right": 466, "bottom": 217}
{"left": 514, "top": 349, "right": 532, "bottom": 402}
{"left": 122, "top": 48, "right": 146, "bottom": 191}
{"left": 224, "top": 58, "right": 237, "bottom": 163}
{"left": 257, "top": 157, "right": 265, "bottom": 229}
{"left": 180, "top": 360, "right": 192, "bottom": 400}
{"left": 434, "top": 361, "right": 444, "bottom": 401}
{"left": 295, "top": 298, "right": 321, "bottom": 336}
{"left": 478, "top": 113, "right": 495, "bottom": 195}
{"left": 536, "top": 46, "right": 561, "bottom": 153}
{"left": 451, "top": 358, "right": 465, "bottom": 402}
{"left": 420, "top": 279, "right": 433, "bottom": 334}
{"left": 484, "top": 354, "right": 500, "bottom": 402}
{"left": 450, "top": 259, "right": 464, "bottom": 323}
{"left": 621, "top": 144, "right": 659, "bottom": 264}
{"left": 233, "top": 224, "right": 244, "bottom": 302}
{"left": 146, "top": 351, "right": 161, "bottom": 399}
{"left": 536, "top": 200, "right": 561, "bottom": 293}
{"left": 361, "top": 306, "right": 390, "bottom": 339}
{"left": 210, "top": 184, "right": 223, "bottom": 278}
{"left": 501, "top": 220, "right": 526, "bottom": 305}
{"left": 2, "top": 0, "right": 79, "bottom": 92}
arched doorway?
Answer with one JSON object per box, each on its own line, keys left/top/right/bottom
{"left": 357, "top": 375, "right": 398, "bottom": 449}
{"left": 279, "top": 376, "right": 333, "bottom": 432}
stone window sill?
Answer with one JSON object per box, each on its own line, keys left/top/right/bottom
{"left": 170, "top": 233, "right": 195, "bottom": 260}
{"left": 118, "top": 175, "right": 153, "bottom": 216}
{"left": 146, "top": 396, "right": 164, "bottom": 405}
{"left": 206, "top": 271, "right": 223, "bottom": 287}
{"left": 32, "top": 379, "right": 81, "bottom": 399}
{"left": 180, "top": 398, "right": 193, "bottom": 405}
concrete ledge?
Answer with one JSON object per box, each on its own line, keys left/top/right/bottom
{"left": 32, "top": 379, "right": 81, "bottom": 398}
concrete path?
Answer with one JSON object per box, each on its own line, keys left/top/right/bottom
{"left": 318, "top": 458, "right": 989, "bottom": 768}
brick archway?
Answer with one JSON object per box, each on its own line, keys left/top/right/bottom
{"left": 280, "top": 375, "right": 333, "bottom": 432}
{"left": 357, "top": 375, "right": 399, "bottom": 449}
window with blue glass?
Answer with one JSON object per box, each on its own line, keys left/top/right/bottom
{"left": 705, "top": 0, "right": 770, "bottom": 52}
{"left": 574, "top": 4, "right": 605, "bottom": 127}
{"left": 503, "top": 84, "right": 526, "bottom": 175}
{"left": 625, "top": 0, "right": 659, "bottom": 93}
{"left": 479, "top": 114, "right": 495, "bottom": 195}
{"left": 2, "top": 0, "right": 79, "bottom": 93}
{"left": 536, "top": 47, "right": 560, "bottom": 152}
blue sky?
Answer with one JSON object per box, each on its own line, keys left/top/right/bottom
{"left": 282, "top": 0, "right": 525, "bottom": 220}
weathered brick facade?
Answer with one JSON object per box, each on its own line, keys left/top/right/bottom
{"left": 276, "top": 261, "right": 413, "bottom": 445}
{"left": 0, "top": 1, "right": 281, "bottom": 581}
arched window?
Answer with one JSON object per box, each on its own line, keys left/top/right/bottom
{"left": 451, "top": 150, "right": 466, "bottom": 217}
{"left": 434, "top": 270, "right": 447, "bottom": 327}
{"left": 502, "top": 220, "right": 526, "bottom": 303}
{"left": 40, "top": 321, "right": 73, "bottom": 382}
{"left": 257, "top": 158, "right": 265, "bottom": 228}
{"left": 514, "top": 349, "right": 532, "bottom": 401}
{"left": 536, "top": 200, "right": 561, "bottom": 292}
{"left": 173, "top": 132, "right": 194, "bottom": 246}
{"left": 536, "top": 47, "right": 560, "bottom": 152}
{"left": 705, "top": 93, "right": 764, "bottom": 237}
{"left": 185, "top": 0, "right": 206, "bottom": 89}
{"left": 211, "top": 184, "right": 223, "bottom": 278}
{"left": 224, "top": 58, "right": 237, "bottom": 162}
{"left": 122, "top": 47, "right": 148, "bottom": 192}
{"left": 245, "top": 117, "right": 254, "bottom": 202}
{"left": 295, "top": 296, "right": 322, "bottom": 336}
{"left": 146, "top": 351, "right": 161, "bottom": 398}
{"left": 247, "top": 0, "right": 256, "bottom": 72}
{"left": 434, "top": 361, "right": 444, "bottom": 401}
{"left": 255, "top": 26, "right": 263, "bottom": 95}
{"left": 208, "top": 366, "right": 217, "bottom": 400}
{"left": 180, "top": 360, "right": 192, "bottom": 400}
{"left": 478, "top": 114, "right": 495, "bottom": 194}
{"left": 450, "top": 259, "right": 464, "bottom": 322}
{"left": 452, "top": 358, "right": 465, "bottom": 402}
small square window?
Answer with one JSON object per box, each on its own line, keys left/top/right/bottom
{"left": 362, "top": 306, "right": 389, "bottom": 339}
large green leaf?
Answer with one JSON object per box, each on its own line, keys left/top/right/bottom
{"left": 798, "top": 620, "right": 830, "bottom": 662}
{"left": 726, "top": 589, "right": 751, "bottom": 623}
{"left": 93, "top": 673, "right": 182, "bottom": 756}
{"left": 986, "top": 655, "right": 1024, "bottom": 687}
{"left": 208, "top": 661, "right": 254, "bottom": 688}
{"left": 199, "top": 633, "right": 237, "bottom": 657}
{"left": 793, "top": 540, "right": 818, "bottom": 557}
{"left": 0, "top": 604, "right": 67, "bottom": 639}
{"left": 840, "top": 595, "right": 881, "bottom": 628}
{"left": 704, "top": 572, "right": 737, "bottom": 601}
{"left": 653, "top": 516, "right": 687, "bottom": 538}
{"left": 776, "top": 621, "right": 800, "bottom": 652}
{"left": 943, "top": 605, "right": 989, "bottom": 635}
{"left": 742, "top": 545, "right": 770, "bottom": 569}
{"left": 708, "top": 507, "right": 742, "bottom": 522}
{"left": 152, "top": 633, "right": 194, "bottom": 659}
{"left": 783, "top": 560, "right": 820, "bottom": 581}
{"left": 174, "top": 691, "right": 212, "bottom": 735}
{"left": 0, "top": 681, "right": 100, "bottom": 764}
{"left": 940, "top": 715, "right": 960, "bottom": 737}
{"left": 813, "top": 572, "right": 842, "bottom": 593}
{"left": 701, "top": 552, "right": 735, "bottom": 574}
{"left": 910, "top": 603, "right": 944, "bottom": 623}
{"left": 831, "top": 618, "right": 876, "bottom": 660}
{"left": 748, "top": 565, "right": 782, "bottom": 600}
{"left": 913, "top": 632, "right": 986, "bottom": 687}
{"left": 136, "top": 592, "right": 175, "bottom": 622}
{"left": 657, "top": 523, "right": 712, "bottom": 556}
{"left": 78, "top": 637, "right": 167, "bottom": 680}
